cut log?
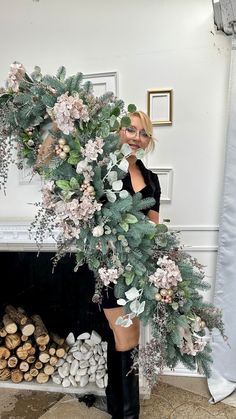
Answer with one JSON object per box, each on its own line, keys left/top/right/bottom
{"left": 56, "top": 347, "right": 66, "bottom": 358}
{"left": 16, "top": 346, "right": 28, "bottom": 360}
{"left": 29, "top": 367, "right": 39, "bottom": 377}
{"left": 5, "top": 305, "right": 28, "bottom": 326}
{"left": 38, "top": 352, "right": 50, "bottom": 364}
{"left": 0, "top": 346, "right": 11, "bottom": 360}
{"left": 0, "top": 322, "right": 7, "bottom": 338}
{"left": 32, "top": 315, "right": 50, "bottom": 346}
{"left": 11, "top": 368, "right": 24, "bottom": 383}
{"left": 35, "top": 361, "right": 43, "bottom": 370}
{"left": 36, "top": 372, "right": 49, "bottom": 384}
{"left": 21, "top": 335, "right": 29, "bottom": 342}
{"left": 19, "top": 361, "right": 29, "bottom": 372}
{"left": 22, "top": 341, "right": 32, "bottom": 352}
{"left": 48, "top": 343, "right": 57, "bottom": 356}
{"left": 3, "top": 314, "right": 17, "bottom": 334}
{"left": 8, "top": 356, "right": 18, "bottom": 369}
{"left": 39, "top": 344, "right": 47, "bottom": 352}
{"left": 28, "top": 346, "right": 36, "bottom": 356}
{"left": 26, "top": 355, "right": 36, "bottom": 364}
{"left": 50, "top": 332, "right": 65, "bottom": 346}
{"left": 20, "top": 321, "right": 35, "bottom": 337}
{"left": 5, "top": 333, "right": 21, "bottom": 350}
{"left": 24, "top": 372, "right": 33, "bottom": 382}
{"left": 43, "top": 363, "right": 55, "bottom": 376}
{"left": 0, "top": 359, "right": 7, "bottom": 370}
{"left": 0, "top": 368, "right": 11, "bottom": 381}
{"left": 49, "top": 356, "right": 58, "bottom": 367}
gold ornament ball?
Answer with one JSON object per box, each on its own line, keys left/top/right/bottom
{"left": 59, "top": 138, "right": 66, "bottom": 146}
{"left": 87, "top": 186, "right": 95, "bottom": 193}
{"left": 167, "top": 289, "right": 174, "bottom": 296}
{"left": 59, "top": 151, "right": 67, "bottom": 160}
{"left": 63, "top": 145, "right": 70, "bottom": 153}
{"left": 155, "top": 293, "right": 162, "bottom": 301}
{"left": 160, "top": 288, "right": 168, "bottom": 296}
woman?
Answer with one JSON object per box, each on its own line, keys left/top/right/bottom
{"left": 102, "top": 111, "right": 161, "bottom": 419}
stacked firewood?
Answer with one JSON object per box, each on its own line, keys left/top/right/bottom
{"left": 0, "top": 305, "right": 68, "bottom": 384}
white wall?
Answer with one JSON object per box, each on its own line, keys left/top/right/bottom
{"left": 0, "top": 0, "right": 231, "bottom": 299}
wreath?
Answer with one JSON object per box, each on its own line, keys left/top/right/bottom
{"left": 0, "top": 63, "right": 224, "bottom": 386}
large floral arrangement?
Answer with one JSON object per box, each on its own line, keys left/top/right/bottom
{"left": 0, "top": 63, "right": 224, "bottom": 386}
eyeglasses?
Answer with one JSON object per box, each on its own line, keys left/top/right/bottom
{"left": 125, "top": 126, "right": 151, "bottom": 140}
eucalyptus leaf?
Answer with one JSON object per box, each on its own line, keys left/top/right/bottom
{"left": 135, "top": 148, "right": 145, "bottom": 159}
{"left": 118, "top": 158, "right": 129, "bottom": 172}
{"left": 120, "top": 143, "right": 131, "bottom": 157}
{"left": 107, "top": 170, "right": 118, "bottom": 184}
{"left": 124, "top": 213, "right": 138, "bottom": 224}
{"left": 117, "top": 298, "right": 127, "bottom": 306}
{"left": 127, "top": 104, "right": 137, "bottom": 113}
{"left": 119, "top": 190, "right": 129, "bottom": 199}
{"left": 56, "top": 180, "right": 71, "bottom": 191}
{"left": 120, "top": 116, "right": 131, "bottom": 127}
{"left": 112, "top": 180, "right": 123, "bottom": 191}
{"left": 119, "top": 222, "right": 129, "bottom": 232}
{"left": 125, "top": 287, "right": 140, "bottom": 301}
{"left": 106, "top": 190, "right": 117, "bottom": 203}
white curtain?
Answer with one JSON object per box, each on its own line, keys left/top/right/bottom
{"left": 208, "top": 34, "right": 236, "bottom": 403}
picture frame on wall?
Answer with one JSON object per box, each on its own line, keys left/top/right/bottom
{"left": 147, "top": 89, "right": 173, "bottom": 125}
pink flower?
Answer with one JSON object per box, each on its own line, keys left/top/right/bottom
{"left": 7, "top": 62, "right": 26, "bottom": 92}
{"left": 53, "top": 92, "right": 89, "bottom": 135}
{"left": 149, "top": 256, "right": 182, "bottom": 289}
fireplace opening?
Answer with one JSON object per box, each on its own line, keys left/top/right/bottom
{"left": 0, "top": 251, "right": 110, "bottom": 341}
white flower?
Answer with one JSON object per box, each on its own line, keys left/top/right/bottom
{"left": 82, "top": 137, "right": 104, "bottom": 162}
{"left": 148, "top": 256, "right": 182, "bottom": 289}
{"left": 92, "top": 225, "right": 104, "bottom": 237}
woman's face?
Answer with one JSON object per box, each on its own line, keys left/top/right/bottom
{"left": 120, "top": 115, "right": 151, "bottom": 155}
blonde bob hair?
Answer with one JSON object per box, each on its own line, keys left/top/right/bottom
{"left": 127, "top": 110, "right": 155, "bottom": 153}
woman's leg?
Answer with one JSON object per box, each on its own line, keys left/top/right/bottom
{"left": 103, "top": 307, "right": 140, "bottom": 419}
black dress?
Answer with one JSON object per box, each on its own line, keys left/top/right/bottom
{"left": 101, "top": 159, "right": 161, "bottom": 309}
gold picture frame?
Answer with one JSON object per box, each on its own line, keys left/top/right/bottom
{"left": 147, "top": 89, "right": 173, "bottom": 125}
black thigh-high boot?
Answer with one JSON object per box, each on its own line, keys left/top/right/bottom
{"left": 105, "top": 338, "right": 140, "bottom": 419}
{"left": 105, "top": 335, "right": 123, "bottom": 418}
{"left": 120, "top": 348, "right": 140, "bottom": 419}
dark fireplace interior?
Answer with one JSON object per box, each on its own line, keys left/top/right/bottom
{"left": 0, "top": 252, "right": 110, "bottom": 341}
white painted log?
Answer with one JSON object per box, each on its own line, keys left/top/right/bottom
{"left": 73, "top": 351, "right": 84, "bottom": 361}
{"left": 89, "top": 373, "right": 96, "bottom": 382}
{"left": 91, "top": 330, "right": 102, "bottom": 345}
{"left": 104, "top": 373, "right": 108, "bottom": 387}
{"left": 98, "top": 356, "right": 105, "bottom": 365}
{"left": 76, "top": 368, "right": 88, "bottom": 376}
{"left": 85, "top": 339, "right": 94, "bottom": 346}
{"left": 93, "top": 346, "right": 98, "bottom": 354}
{"left": 97, "top": 345, "right": 103, "bottom": 356}
{"left": 55, "top": 358, "right": 65, "bottom": 368}
{"left": 96, "top": 378, "right": 105, "bottom": 388}
{"left": 69, "top": 375, "right": 77, "bottom": 387}
{"left": 70, "top": 359, "right": 79, "bottom": 376}
{"left": 80, "top": 374, "right": 89, "bottom": 387}
{"left": 97, "top": 363, "right": 106, "bottom": 371}
{"left": 69, "top": 345, "right": 81, "bottom": 354}
{"left": 52, "top": 373, "right": 62, "bottom": 385}
{"left": 58, "top": 366, "right": 65, "bottom": 379}
{"left": 88, "top": 365, "right": 97, "bottom": 374}
{"left": 95, "top": 354, "right": 100, "bottom": 361}
{"left": 89, "top": 356, "right": 96, "bottom": 366}
{"left": 75, "top": 372, "right": 81, "bottom": 382}
{"left": 83, "top": 350, "right": 93, "bottom": 360}
{"left": 77, "top": 332, "right": 90, "bottom": 340}
{"left": 61, "top": 362, "right": 70, "bottom": 377}
{"left": 101, "top": 342, "right": 108, "bottom": 352}
{"left": 80, "top": 343, "right": 90, "bottom": 353}
{"left": 96, "top": 369, "right": 106, "bottom": 379}
{"left": 66, "top": 332, "right": 75, "bottom": 346}
{"left": 66, "top": 354, "right": 73, "bottom": 363}
{"left": 80, "top": 360, "right": 89, "bottom": 369}
{"left": 62, "top": 377, "right": 71, "bottom": 388}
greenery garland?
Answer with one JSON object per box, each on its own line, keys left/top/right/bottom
{"left": 0, "top": 63, "right": 224, "bottom": 386}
